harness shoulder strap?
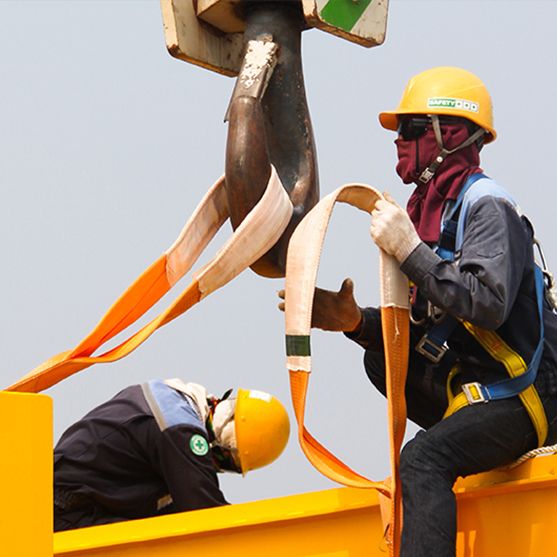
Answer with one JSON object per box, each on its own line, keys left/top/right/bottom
{"left": 436, "top": 172, "right": 487, "bottom": 261}
{"left": 431, "top": 177, "right": 548, "bottom": 445}
{"left": 417, "top": 173, "right": 489, "bottom": 360}
{"left": 454, "top": 176, "right": 517, "bottom": 253}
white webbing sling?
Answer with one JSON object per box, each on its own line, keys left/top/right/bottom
{"left": 284, "top": 184, "right": 410, "bottom": 557}
{"left": 7, "top": 166, "right": 292, "bottom": 393}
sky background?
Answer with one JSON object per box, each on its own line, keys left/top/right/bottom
{"left": 2, "top": 0, "right": 556, "bottom": 505}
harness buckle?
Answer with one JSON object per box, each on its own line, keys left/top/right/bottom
{"left": 418, "top": 167, "right": 435, "bottom": 184}
{"left": 461, "top": 382, "right": 488, "bottom": 405}
{"left": 416, "top": 335, "right": 448, "bottom": 363}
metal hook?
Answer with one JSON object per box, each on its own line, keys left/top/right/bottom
{"left": 225, "top": 1, "right": 319, "bottom": 278}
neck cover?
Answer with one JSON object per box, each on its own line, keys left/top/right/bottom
{"left": 397, "top": 123, "right": 482, "bottom": 243}
{"left": 213, "top": 399, "right": 237, "bottom": 450}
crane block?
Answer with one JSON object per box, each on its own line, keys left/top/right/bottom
{"left": 161, "top": 0, "right": 389, "bottom": 76}
{"left": 161, "top": 0, "right": 244, "bottom": 77}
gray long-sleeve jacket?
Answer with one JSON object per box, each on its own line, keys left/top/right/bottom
{"left": 349, "top": 190, "right": 557, "bottom": 396}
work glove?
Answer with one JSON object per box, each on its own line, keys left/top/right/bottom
{"left": 278, "top": 278, "right": 363, "bottom": 333}
{"left": 370, "top": 193, "right": 421, "bottom": 263}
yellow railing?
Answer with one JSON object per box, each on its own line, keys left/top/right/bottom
{"left": 3, "top": 391, "right": 557, "bottom": 557}
{"left": 1, "top": 391, "right": 52, "bottom": 557}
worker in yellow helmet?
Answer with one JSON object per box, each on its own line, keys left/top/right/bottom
{"left": 54, "top": 379, "right": 289, "bottom": 531}
{"left": 296, "top": 67, "right": 557, "bottom": 556}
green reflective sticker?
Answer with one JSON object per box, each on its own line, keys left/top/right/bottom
{"left": 320, "top": 0, "right": 374, "bottom": 32}
{"left": 286, "top": 335, "right": 311, "bottom": 357}
{"left": 190, "top": 434, "right": 209, "bottom": 456}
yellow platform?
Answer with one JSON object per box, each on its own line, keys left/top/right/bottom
{"left": 53, "top": 454, "right": 557, "bottom": 557}
{"left": 3, "top": 391, "right": 557, "bottom": 557}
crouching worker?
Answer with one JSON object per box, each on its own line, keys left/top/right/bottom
{"left": 54, "top": 379, "right": 290, "bottom": 531}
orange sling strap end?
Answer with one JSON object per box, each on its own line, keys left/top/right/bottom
{"left": 289, "top": 369, "right": 391, "bottom": 493}
{"left": 381, "top": 304, "right": 410, "bottom": 554}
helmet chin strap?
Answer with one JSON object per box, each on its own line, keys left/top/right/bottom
{"left": 418, "top": 114, "right": 486, "bottom": 184}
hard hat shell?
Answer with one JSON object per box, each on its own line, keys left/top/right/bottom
{"left": 234, "top": 388, "right": 290, "bottom": 474}
{"left": 379, "top": 66, "right": 496, "bottom": 142}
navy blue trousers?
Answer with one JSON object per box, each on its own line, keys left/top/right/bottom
{"left": 364, "top": 350, "right": 557, "bottom": 557}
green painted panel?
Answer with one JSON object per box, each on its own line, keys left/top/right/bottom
{"left": 320, "top": 0, "right": 374, "bottom": 32}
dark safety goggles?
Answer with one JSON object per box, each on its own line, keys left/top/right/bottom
{"left": 397, "top": 116, "right": 431, "bottom": 141}
{"left": 398, "top": 115, "right": 477, "bottom": 142}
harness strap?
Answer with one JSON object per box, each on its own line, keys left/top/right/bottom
{"left": 284, "top": 184, "right": 410, "bottom": 557}
{"left": 7, "top": 166, "right": 293, "bottom": 393}
{"left": 445, "top": 267, "right": 548, "bottom": 446}
{"left": 417, "top": 173, "right": 486, "bottom": 359}
{"left": 415, "top": 174, "right": 548, "bottom": 445}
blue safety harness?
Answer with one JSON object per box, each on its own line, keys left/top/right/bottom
{"left": 415, "top": 173, "right": 546, "bottom": 404}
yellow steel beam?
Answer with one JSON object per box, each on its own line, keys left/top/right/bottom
{"left": 455, "top": 455, "right": 557, "bottom": 556}
{"left": 54, "top": 487, "right": 386, "bottom": 556}
{"left": 53, "top": 454, "right": 557, "bottom": 557}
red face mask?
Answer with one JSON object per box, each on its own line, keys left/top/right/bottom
{"left": 395, "top": 136, "right": 419, "bottom": 184}
{"left": 396, "top": 122, "right": 482, "bottom": 243}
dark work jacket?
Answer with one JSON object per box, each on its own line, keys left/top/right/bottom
{"left": 54, "top": 381, "right": 227, "bottom": 521}
{"left": 348, "top": 193, "right": 557, "bottom": 397}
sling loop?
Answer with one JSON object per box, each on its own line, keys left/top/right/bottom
{"left": 7, "top": 166, "right": 293, "bottom": 393}
{"left": 284, "top": 184, "right": 410, "bottom": 557}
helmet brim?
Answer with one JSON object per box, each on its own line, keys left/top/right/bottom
{"left": 378, "top": 110, "right": 402, "bottom": 131}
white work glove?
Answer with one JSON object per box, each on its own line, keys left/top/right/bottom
{"left": 370, "top": 193, "right": 421, "bottom": 263}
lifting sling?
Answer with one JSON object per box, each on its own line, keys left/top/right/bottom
{"left": 284, "top": 184, "right": 410, "bottom": 557}
{"left": 6, "top": 167, "right": 292, "bottom": 393}
{"left": 8, "top": 175, "right": 410, "bottom": 555}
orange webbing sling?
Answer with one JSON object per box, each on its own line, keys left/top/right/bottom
{"left": 284, "top": 184, "right": 410, "bottom": 557}
{"left": 7, "top": 167, "right": 292, "bottom": 393}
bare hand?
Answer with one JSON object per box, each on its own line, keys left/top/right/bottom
{"left": 278, "top": 278, "right": 362, "bottom": 333}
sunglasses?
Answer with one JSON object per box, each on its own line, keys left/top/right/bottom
{"left": 397, "top": 117, "right": 431, "bottom": 141}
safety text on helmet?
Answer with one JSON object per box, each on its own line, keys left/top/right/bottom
{"left": 427, "top": 97, "right": 479, "bottom": 113}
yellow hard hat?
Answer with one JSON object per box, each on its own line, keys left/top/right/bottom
{"left": 234, "top": 388, "right": 290, "bottom": 474}
{"left": 379, "top": 66, "right": 496, "bottom": 142}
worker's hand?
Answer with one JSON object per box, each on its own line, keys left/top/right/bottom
{"left": 370, "top": 193, "right": 421, "bottom": 263}
{"left": 278, "top": 278, "right": 363, "bottom": 333}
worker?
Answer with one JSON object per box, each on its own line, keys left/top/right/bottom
{"left": 280, "top": 67, "right": 557, "bottom": 556}
{"left": 54, "top": 379, "right": 290, "bottom": 531}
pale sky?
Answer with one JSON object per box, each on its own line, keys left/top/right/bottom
{"left": 2, "top": 0, "right": 556, "bottom": 505}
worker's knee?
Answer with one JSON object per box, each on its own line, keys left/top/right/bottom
{"left": 400, "top": 431, "right": 457, "bottom": 490}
